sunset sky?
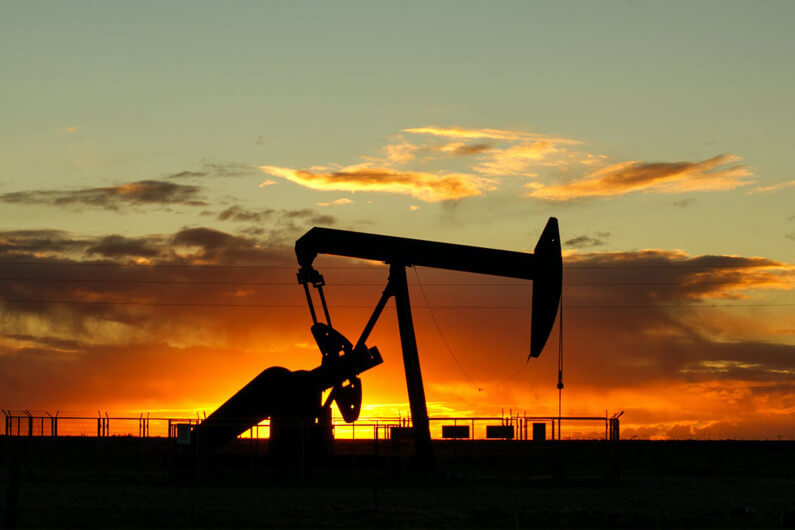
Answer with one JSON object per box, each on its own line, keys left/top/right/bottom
{"left": 1, "top": 1, "right": 794, "bottom": 440}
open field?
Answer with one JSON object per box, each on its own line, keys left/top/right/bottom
{"left": 2, "top": 437, "right": 794, "bottom": 528}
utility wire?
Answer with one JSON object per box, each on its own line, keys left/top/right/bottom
{"left": 412, "top": 267, "right": 481, "bottom": 392}
{"left": 0, "top": 277, "right": 786, "bottom": 287}
{"left": 0, "top": 261, "right": 372, "bottom": 270}
{"left": 0, "top": 299, "right": 792, "bottom": 309}
{"left": 412, "top": 268, "right": 531, "bottom": 394}
{"left": 0, "top": 260, "right": 785, "bottom": 271}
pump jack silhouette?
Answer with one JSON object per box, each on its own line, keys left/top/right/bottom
{"left": 196, "top": 218, "right": 562, "bottom": 467}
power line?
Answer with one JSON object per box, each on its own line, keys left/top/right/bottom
{"left": 0, "top": 260, "right": 786, "bottom": 271}
{"left": 0, "top": 298, "right": 792, "bottom": 309}
{"left": 0, "top": 261, "right": 373, "bottom": 270}
{"left": 412, "top": 268, "right": 480, "bottom": 391}
{"left": 0, "top": 277, "right": 785, "bottom": 287}
{"left": 412, "top": 268, "right": 532, "bottom": 394}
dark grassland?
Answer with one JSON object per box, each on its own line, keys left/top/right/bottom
{"left": 2, "top": 437, "right": 793, "bottom": 528}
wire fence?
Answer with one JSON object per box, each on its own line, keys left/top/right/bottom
{"left": 2, "top": 409, "right": 618, "bottom": 442}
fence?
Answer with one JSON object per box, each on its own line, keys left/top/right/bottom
{"left": 2, "top": 409, "right": 619, "bottom": 441}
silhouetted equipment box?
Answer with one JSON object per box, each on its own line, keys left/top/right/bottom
{"left": 441, "top": 425, "right": 470, "bottom": 439}
{"left": 176, "top": 424, "right": 192, "bottom": 445}
{"left": 532, "top": 422, "right": 546, "bottom": 441}
{"left": 390, "top": 427, "right": 413, "bottom": 441}
{"left": 486, "top": 425, "right": 514, "bottom": 439}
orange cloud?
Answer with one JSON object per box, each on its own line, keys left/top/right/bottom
{"left": 259, "top": 165, "right": 494, "bottom": 202}
{"left": 382, "top": 141, "right": 421, "bottom": 164}
{"left": 317, "top": 198, "right": 353, "bottom": 207}
{"left": 528, "top": 154, "right": 753, "bottom": 200}
{"left": 403, "top": 126, "right": 581, "bottom": 144}
{"left": 474, "top": 140, "right": 563, "bottom": 176}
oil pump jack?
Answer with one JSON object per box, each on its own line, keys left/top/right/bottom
{"left": 196, "top": 218, "right": 562, "bottom": 467}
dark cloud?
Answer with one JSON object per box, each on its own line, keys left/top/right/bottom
{"left": 425, "top": 142, "right": 493, "bottom": 156}
{"left": 87, "top": 235, "right": 164, "bottom": 258}
{"left": 786, "top": 232, "right": 795, "bottom": 242}
{"left": 0, "top": 230, "right": 167, "bottom": 262}
{"left": 170, "top": 227, "right": 289, "bottom": 264}
{"left": 0, "top": 180, "right": 206, "bottom": 211}
{"left": 0, "top": 230, "right": 87, "bottom": 256}
{"left": 0, "top": 226, "right": 303, "bottom": 342}
{"left": 212, "top": 205, "right": 336, "bottom": 245}
{"left": 215, "top": 205, "right": 335, "bottom": 227}
{"left": 564, "top": 250, "right": 790, "bottom": 302}
{"left": 167, "top": 161, "right": 260, "bottom": 179}
{"left": 0, "top": 227, "right": 791, "bottom": 439}
{"left": 564, "top": 232, "right": 610, "bottom": 249}
{"left": 167, "top": 170, "right": 206, "bottom": 179}
{"left": 673, "top": 198, "right": 695, "bottom": 208}
{"left": 217, "top": 205, "right": 269, "bottom": 223}
{"left": 282, "top": 209, "right": 335, "bottom": 225}
{"left": 453, "top": 143, "right": 492, "bottom": 155}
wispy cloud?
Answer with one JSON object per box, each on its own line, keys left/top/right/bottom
{"left": 528, "top": 154, "right": 752, "bottom": 201}
{"left": 259, "top": 165, "right": 494, "bottom": 202}
{"left": 564, "top": 232, "right": 610, "bottom": 249}
{"left": 382, "top": 141, "right": 422, "bottom": 165}
{"left": 474, "top": 140, "right": 563, "bottom": 177}
{"left": 0, "top": 180, "right": 206, "bottom": 211}
{"left": 167, "top": 161, "right": 260, "bottom": 179}
{"left": 748, "top": 179, "right": 795, "bottom": 194}
{"left": 317, "top": 198, "right": 353, "bottom": 207}
{"left": 214, "top": 205, "right": 336, "bottom": 236}
{"left": 403, "top": 126, "right": 581, "bottom": 144}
